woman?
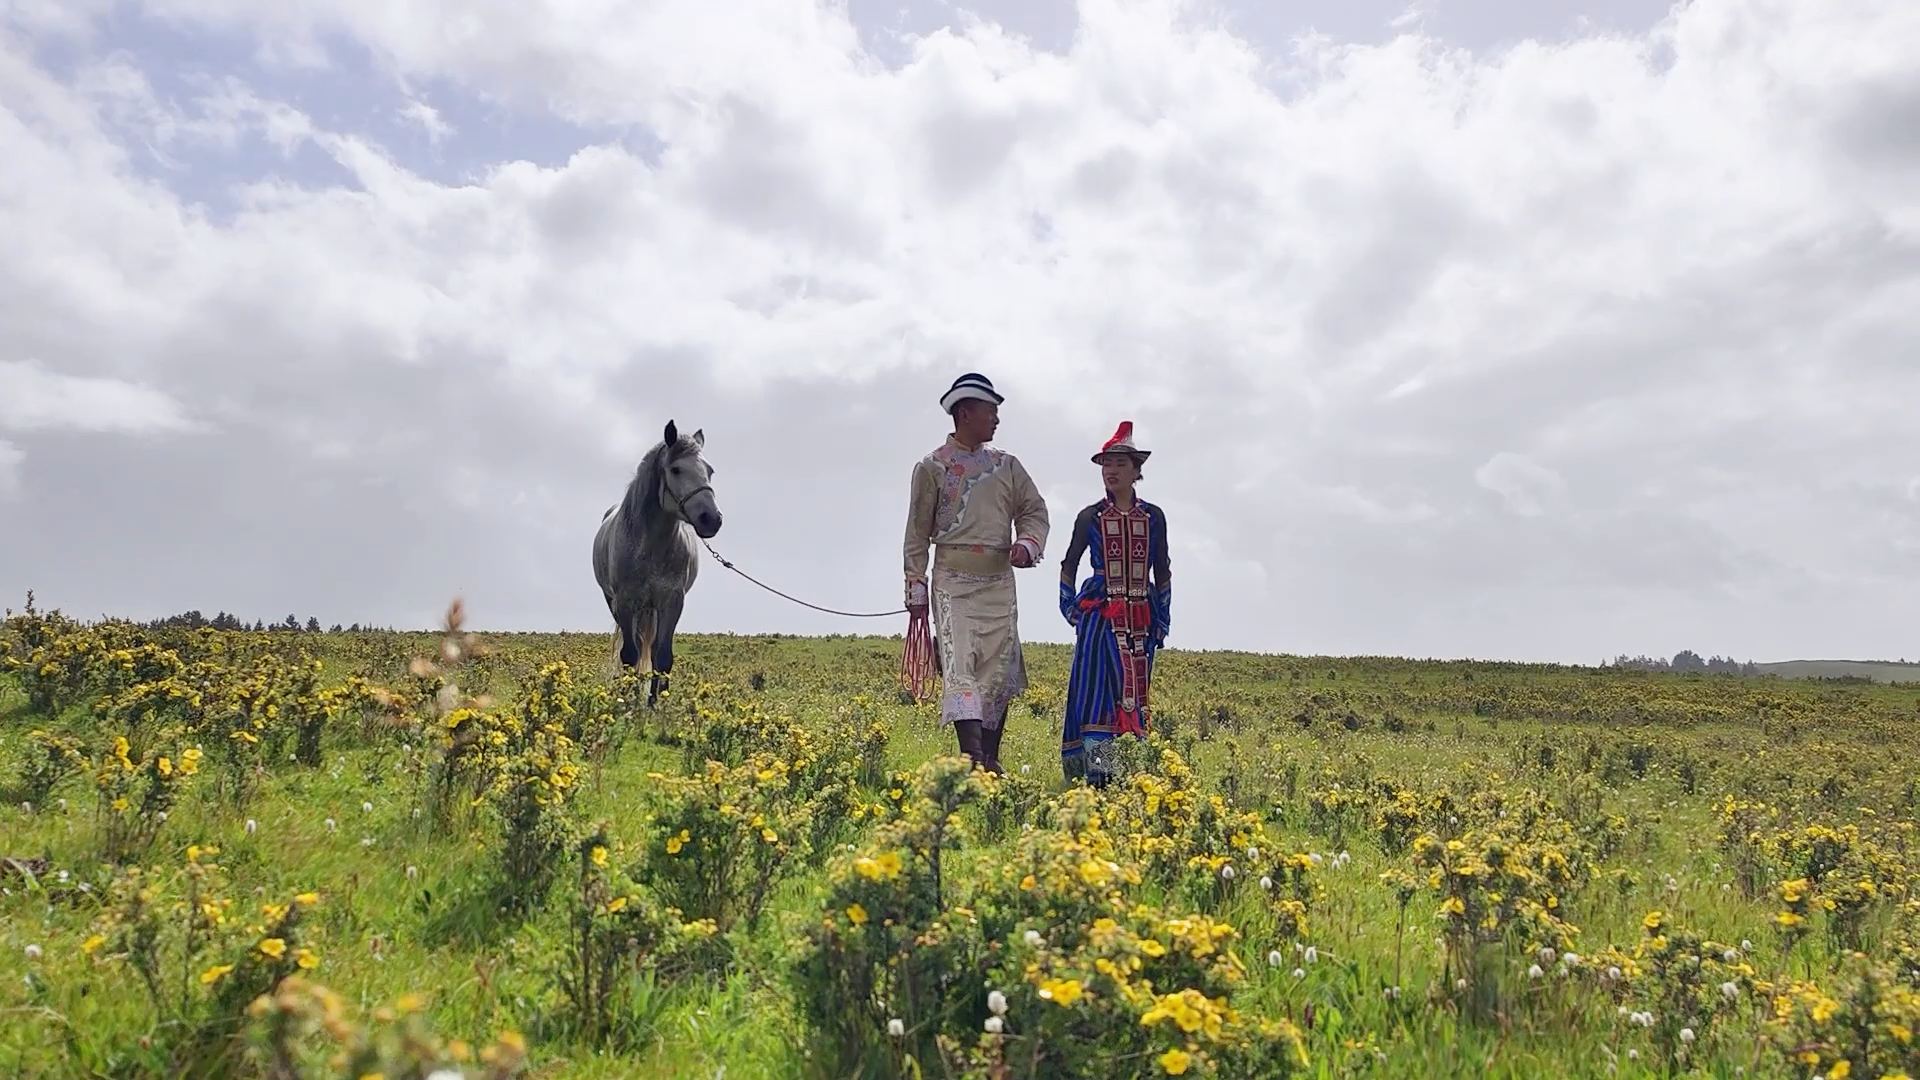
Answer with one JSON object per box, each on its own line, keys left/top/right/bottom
{"left": 1058, "top": 421, "right": 1171, "bottom": 787}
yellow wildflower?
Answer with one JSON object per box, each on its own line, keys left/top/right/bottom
{"left": 1038, "top": 978, "right": 1084, "bottom": 1006}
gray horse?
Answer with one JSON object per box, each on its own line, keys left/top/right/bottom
{"left": 592, "top": 419, "right": 723, "bottom": 706}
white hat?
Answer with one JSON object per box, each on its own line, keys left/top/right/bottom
{"left": 939, "top": 372, "right": 1003, "bottom": 413}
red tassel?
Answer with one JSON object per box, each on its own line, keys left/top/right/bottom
{"left": 1100, "top": 420, "right": 1134, "bottom": 453}
{"left": 900, "top": 607, "right": 936, "bottom": 703}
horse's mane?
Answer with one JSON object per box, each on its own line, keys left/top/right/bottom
{"left": 620, "top": 434, "right": 704, "bottom": 534}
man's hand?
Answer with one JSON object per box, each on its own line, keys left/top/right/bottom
{"left": 1010, "top": 538, "right": 1038, "bottom": 568}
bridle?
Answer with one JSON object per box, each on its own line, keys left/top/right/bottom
{"left": 657, "top": 453, "right": 715, "bottom": 526}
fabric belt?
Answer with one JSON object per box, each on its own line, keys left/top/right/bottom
{"left": 933, "top": 545, "right": 1012, "bottom": 576}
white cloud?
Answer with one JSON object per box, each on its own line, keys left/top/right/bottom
{"left": 396, "top": 99, "right": 450, "bottom": 143}
{"left": 0, "top": 0, "right": 1916, "bottom": 661}
{"left": 1475, "top": 452, "right": 1564, "bottom": 518}
{"left": 0, "top": 359, "right": 199, "bottom": 434}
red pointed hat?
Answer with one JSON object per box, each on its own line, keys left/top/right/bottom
{"left": 1092, "top": 421, "right": 1151, "bottom": 463}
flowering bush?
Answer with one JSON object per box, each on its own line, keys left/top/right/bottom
{"left": 1768, "top": 955, "right": 1920, "bottom": 1080}
{"left": 558, "top": 829, "right": 721, "bottom": 1046}
{"left": 640, "top": 748, "right": 849, "bottom": 934}
{"left": 93, "top": 733, "right": 205, "bottom": 863}
{"left": 1614, "top": 911, "right": 1762, "bottom": 1072}
{"left": 790, "top": 756, "right": 992, "bottom": 1077}
{"left": 80, "top": 843, "right": 324, "bottom": 1072}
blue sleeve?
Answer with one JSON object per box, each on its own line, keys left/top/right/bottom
{"left": 1149, "top": 505, "right": 1171, "bottom": 638}
{"left": 1059, "top": 504, "right": 1095, "bottom": 625}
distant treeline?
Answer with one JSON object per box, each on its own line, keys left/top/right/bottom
{"left": 139, "top": 610, "right": 397, "bottom": 635}
{"left": 1602, "top": 650, "right": 1760, "bottom": 675}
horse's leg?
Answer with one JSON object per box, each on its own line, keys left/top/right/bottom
{"left": 650, "top": 592, "right": 685, "bottom": 704}
{"left": 612, "top": 602, "right": 639, "bottom": 669}
{"left": 636, "top": 609, "right": 659, "bottom": 706}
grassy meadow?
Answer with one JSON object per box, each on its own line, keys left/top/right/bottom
{"left": 4, "top": 599, "right": 1920, "bottom": 1079}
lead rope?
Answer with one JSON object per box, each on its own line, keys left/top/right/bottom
{"left": 667, "top": 473, "right": 935, "bottom": 701}
{"left": 695, "top": 538, "right": 907, "bottom": 619}
{"left": 696, "top": 539, "right": 939, "bottom": 704}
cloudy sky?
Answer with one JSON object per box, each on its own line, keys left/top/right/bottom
{"left": 1, "top": 0, "right": 1916, "bottom": 664}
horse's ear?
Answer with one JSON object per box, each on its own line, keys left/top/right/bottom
{"left": 691, "top": 428, "right": 705, "bottom": 448}
{"left": 663, "top": 419, "right": 678, "bottom": 447}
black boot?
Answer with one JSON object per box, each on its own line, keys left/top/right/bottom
{"left": 980, "top": 722, "right": 1006, "bottom": 775}
{"left": 954, "top": 719, "right": 986, "bottom": 772}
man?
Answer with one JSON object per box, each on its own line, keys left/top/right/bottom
{"left": 903, "top": 373, "right": 1050, "bottom": 774}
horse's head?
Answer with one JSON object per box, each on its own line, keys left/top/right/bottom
{"left": 657, "top": 419, "right": 723, "bottom": 539}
